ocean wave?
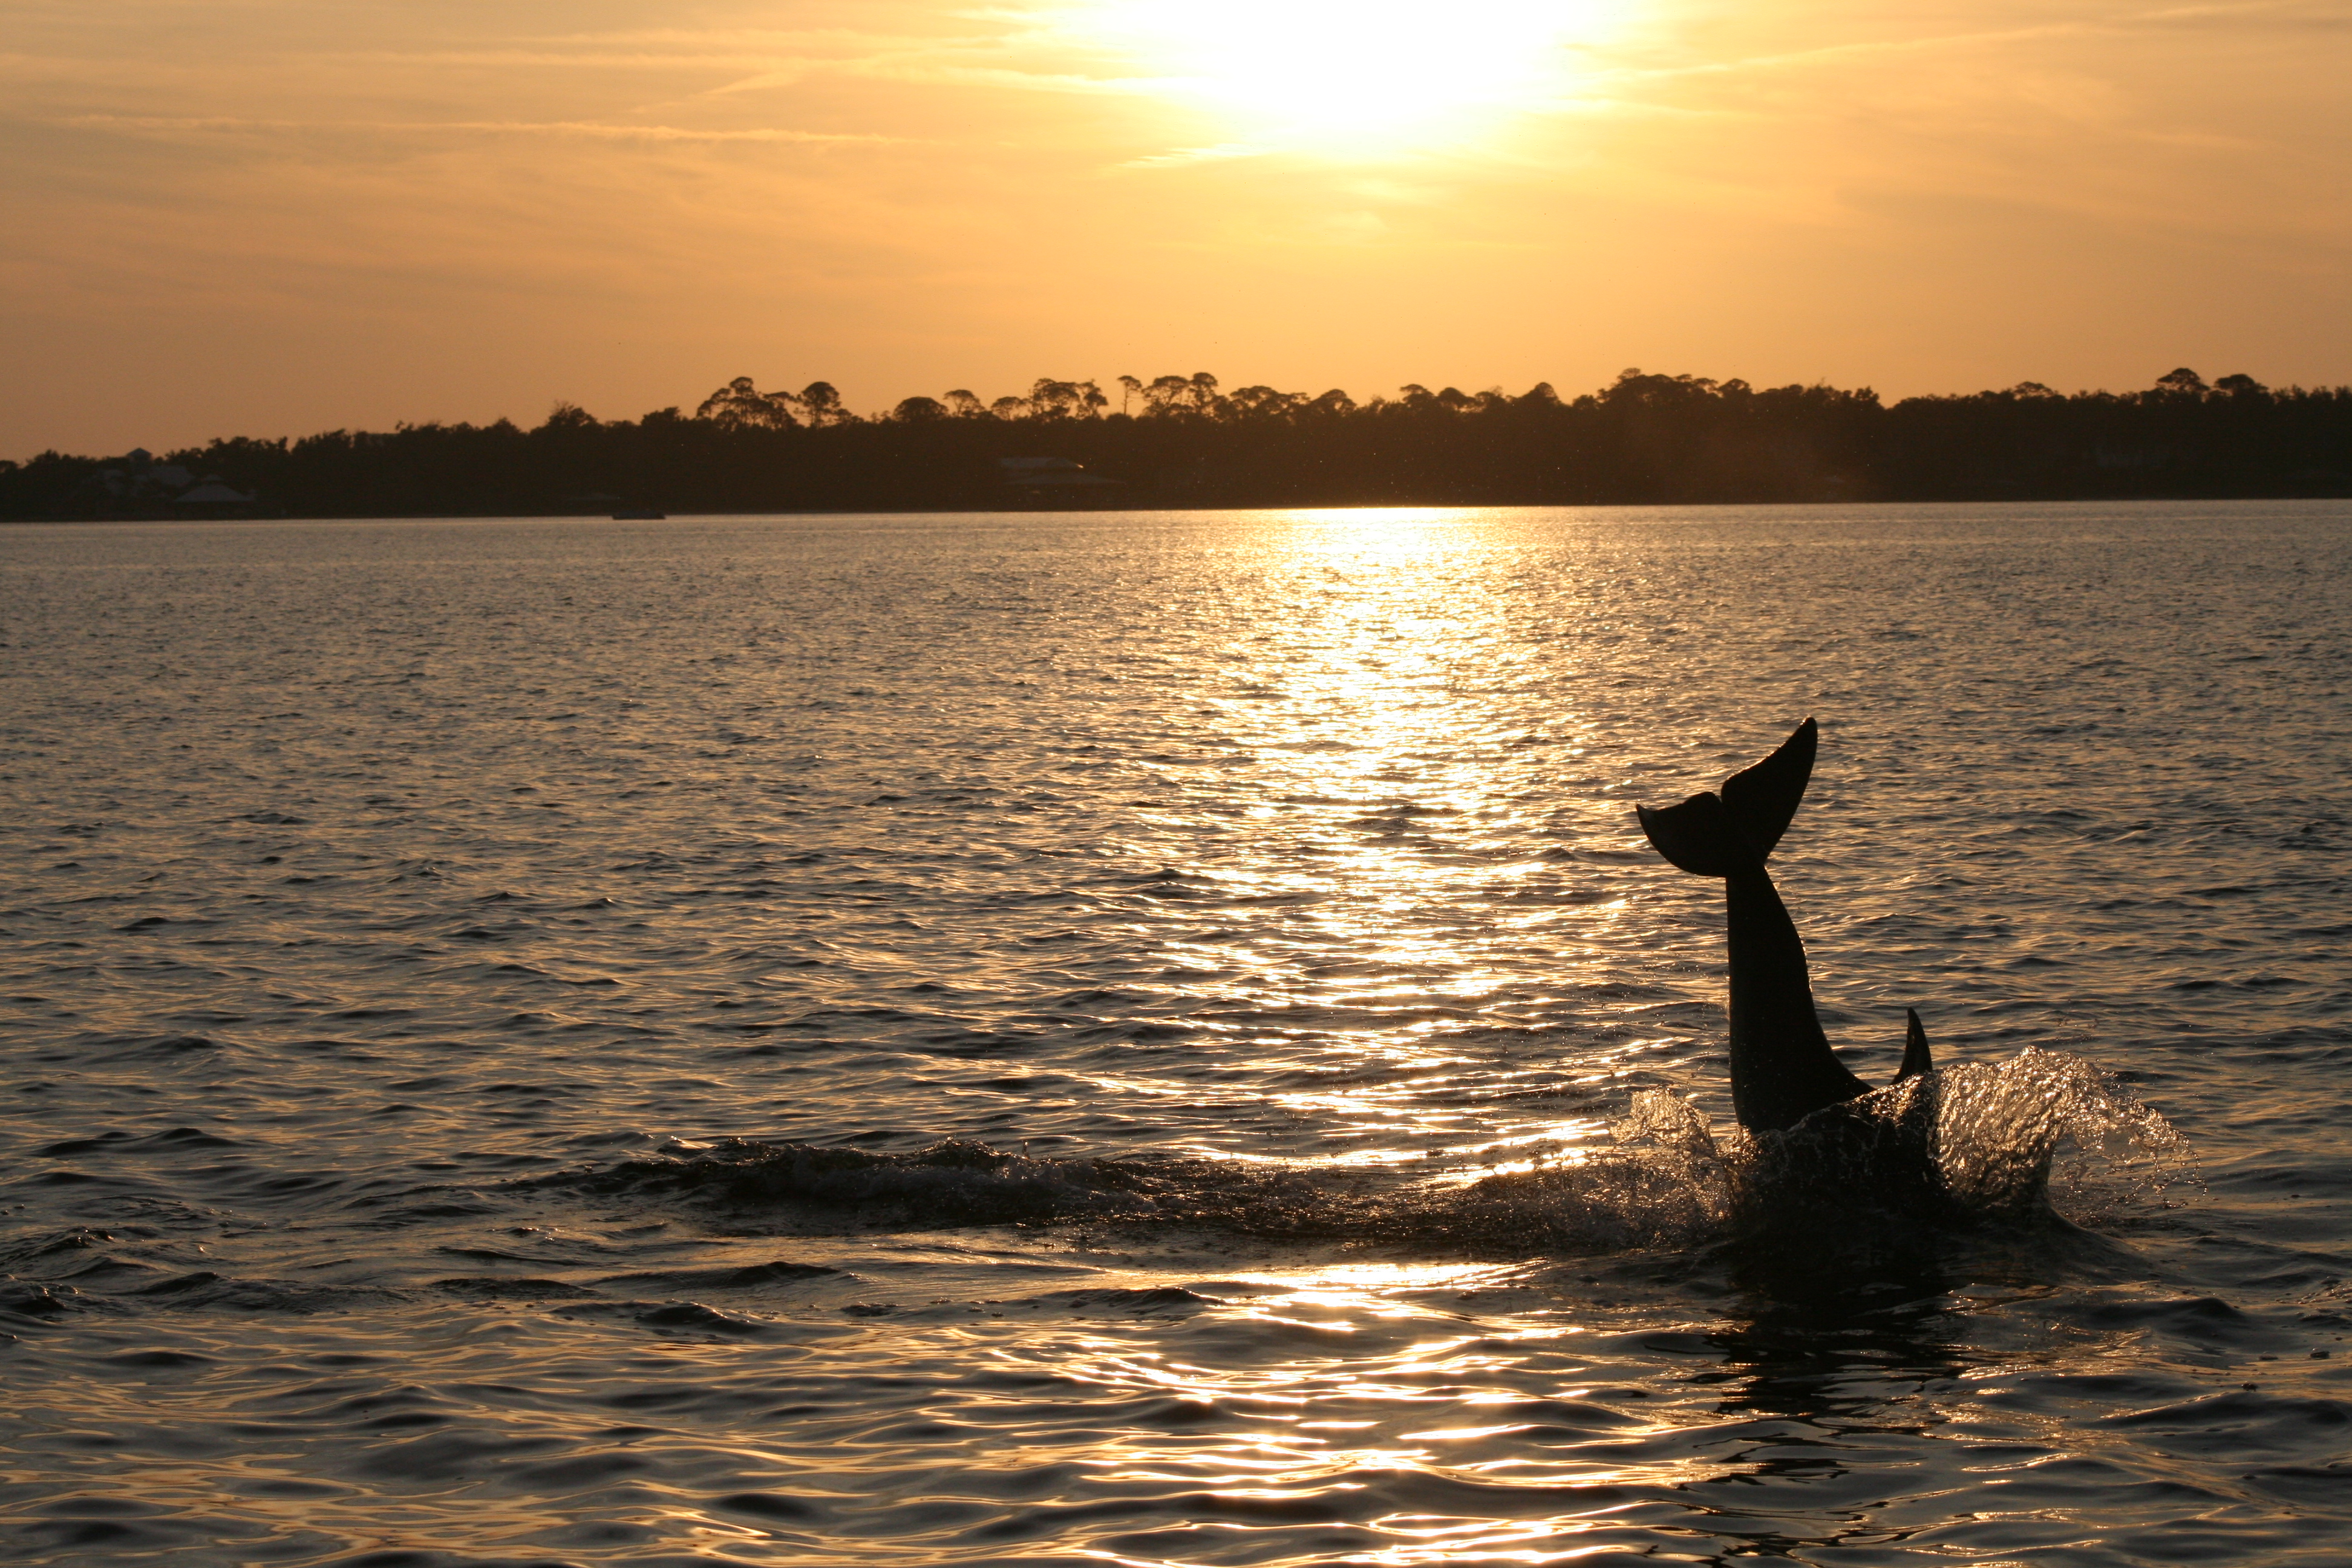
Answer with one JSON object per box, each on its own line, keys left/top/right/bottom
{"left": 539, "top": 1048, "right": 2191, "bottom": 1258}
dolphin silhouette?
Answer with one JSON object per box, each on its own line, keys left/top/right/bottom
{"left": 1638, "top": 719, "right": 1931, "bottom": 1132}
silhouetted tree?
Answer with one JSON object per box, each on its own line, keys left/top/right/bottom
{"left": 798, "top": 382, "right": 854, "bottom": 428}
{"left": 1141, "top": 374, "right": 1191, "bottom": 416}
{"left": 1027, "top": 378, "right": 1109, "bottom": 420}
{"left": 696, "top": 376, "right": 800, "bottom": 428}
{"left": 1226, "top": 385, "right": 1305, "bottom": 420}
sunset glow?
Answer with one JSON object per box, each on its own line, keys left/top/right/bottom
{"left": 1085, "top": 0, "right": 1622, "bottom": 148}
{"left": 0, "top": 0, "right": 2342, "bottom": 454}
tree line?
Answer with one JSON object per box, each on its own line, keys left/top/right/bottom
{"left": 3, "top": 366, "right": 2345, "bottom": 520}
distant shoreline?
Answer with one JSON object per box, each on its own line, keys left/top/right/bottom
{"left": 11, "top": 494, "right": 2352, "bottom": 529}
{"left": 6, "top": 368, "right": 2345, "bottom": 521}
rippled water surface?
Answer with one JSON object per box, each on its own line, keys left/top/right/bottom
{"left": 2, "top": 502, "right": 2348, "bottom": 1567}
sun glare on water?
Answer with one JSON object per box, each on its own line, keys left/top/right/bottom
{"left": 1086, "top": 0, "right": 1624, "bottom": 151}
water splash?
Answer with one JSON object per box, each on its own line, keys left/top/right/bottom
{"left": 1669, "top": 1045, "right": 2190, "bottom": 1228}
{"left": 1692, "top": 1045, "right": 2192, "bottom": 1231}
{"left": 1940, "top": 1045, "right": 2198, "bottom": 1221}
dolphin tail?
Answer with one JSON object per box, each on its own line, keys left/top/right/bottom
{"left": 1635, "top": 791, "right": 1751, "bottom": 876}
{"left": 1636, "top": 717, "right": 1867, "bottom": 1132}
{"left": 1896, "top": 1008, "right": 1933, "bottom": 1081}
{"left": 1722, "top": 717, "right": 1817, "bottom": 857}
{"left": 1636, "top": 719, "right": 1818, "bottom": 876}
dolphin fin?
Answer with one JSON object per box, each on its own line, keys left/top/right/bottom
{"left": 1719, "top": 717, "right": 1817, "bottom": 860}
{"left": 1896, "top": 1008, "right": 1933, "bottom": 1080}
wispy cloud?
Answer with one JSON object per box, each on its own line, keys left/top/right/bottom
{"left": 54, "top": 113, "right": 908, "bottom": 145}
{"left": 1586, "top": 0, "right": 2326, "bottom": 91}
{"left": 1119, "top": 140, "right": 1275, "bottom": 169}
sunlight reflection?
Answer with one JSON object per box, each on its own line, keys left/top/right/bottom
{"left": 1154, "top": 509, "right": 1621, "bottom": 1178}
{"left": 1005, "top": 1260, "right": 1722, "bottom": 1566}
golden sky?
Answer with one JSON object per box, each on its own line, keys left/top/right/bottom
{"left": 4, "top": 0, "right": 2346, "bottom": 453}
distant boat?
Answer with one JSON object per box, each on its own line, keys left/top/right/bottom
{"left": 169, "top": 482, "right": 276, "bottom": 518}
{"left": 558, "top": 492, "right": 664, "bottom": 518}
{"left": 997, "top": 456, "right": 1123, "bottom": 508}
{"left": 999, "top": 456, "right": 1122, "bottom": 491}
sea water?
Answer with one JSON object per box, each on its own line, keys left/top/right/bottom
{"left": 1, "top": 501, "right": 2345, "bottom": 1566}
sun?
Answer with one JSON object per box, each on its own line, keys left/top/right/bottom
{"left": 1085, "top": 0, "right": 1622, "bottom": 151}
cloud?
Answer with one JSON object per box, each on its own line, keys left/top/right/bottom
{"left": 1118, "top": 142, "right": 1278, "bottom": 169}
{"left": 52, "top": 113, "right": 908, "bottom": 145}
